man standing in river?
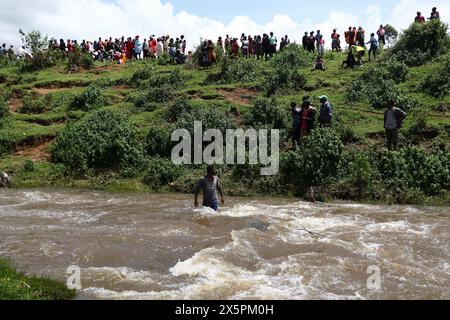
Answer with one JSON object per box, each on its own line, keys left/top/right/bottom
{"left": 195, "top": 166, "right": 225, "bottom": 211}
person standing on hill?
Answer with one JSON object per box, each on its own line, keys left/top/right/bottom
{"left": 377, "top": 25, "right": 386, "bottom": 47}
{"left": 357, "top": 27, "right": 365, "bottom": 47}
{"left": 299, "top": 96, "right": 317, "bottom": 140}
{"left": 415, "top": 11, "right": 426, "bottom": 23}
{"left": 195, "top": 166, "right": 225, "bottom": 212}
{"left": 331, "top": 29, "right": 340, "bottom": 52}
{"left": 316, "top": 30, "right": 324, "bottom": 55}
{"left": 269, "top": 32, "right": 277, "bottom": 57}
{"left": 308, "top": 32, "right": 316, "bottom": 53}
{"left": 429, "top": 7, "right": 440, "bottom": 20}
{"left": 384, "top": 100, "right": 407, "bottom": 151}
{"left": 302, "top": 32, "right": 309, "bottom": 50}
{"left": 318, "top": 96, "right": 333, "bottom": 127}
{"left": 262, "top": 34, "right": 271, "bottom": 60}
{"left": 366, "top": 33, "right": 379, "bottom": 61}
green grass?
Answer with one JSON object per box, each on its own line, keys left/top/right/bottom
{"left": 0, "top": 258, "right": 76, "bottom": 300}
{"left": 0, "top": 47, "right": 449, "bottom": 203}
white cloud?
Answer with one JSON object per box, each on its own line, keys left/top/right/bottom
{"left": 0, "top": 0, "right": 448, "bottom": 50}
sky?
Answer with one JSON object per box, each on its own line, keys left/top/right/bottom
{"left": 1, "top": 0, "right": 449, "bottom": 50}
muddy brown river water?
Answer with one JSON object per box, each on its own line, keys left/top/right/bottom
{"left": 0, "top": 189, "right": 449, "bottom": 300}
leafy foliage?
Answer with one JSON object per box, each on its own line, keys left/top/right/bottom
{"left": 69, "top": 85, "right": 108, "bottom": 111}
{"left": 0, "top": 98, "right": 9, "bottom": 120}
{"left": 281, "top": 128, "right": 344, "bottom": 188}
{"left": 19, "top": 92, "right": 51, "bottom": 114}
{"left": 270, "top": 44, "right": 314, "bottom": 69}
{"left": 144, "top": 126, "right": 175, "bottom": 158}
{"left": 0, "top": 130, "right": 15, "bottom": 156}
{"left": 262, "top": 66, "right": 307, "bottom": 96}
{"left": 52, "top": 110, "right": 144, "bottom": 176}
{"left": 205, "top": 57, "right": 264, "bottom": 84}
{"left": 421, "top": 55, "right": 450, "bottom": 97}
{"left": 245, "top": 97, "right": 290, "bottom": 130}
{"left": 142, "top": 157, "right": 184, "bottom": 190}
{"left": 67, "top": 47, "right": 94, "bottom": 70}
{"left": 392, "top": 19, "right": 450, "bottom": 66}
{"left": 165, "top": 95, "right": 194, "bottom": 123}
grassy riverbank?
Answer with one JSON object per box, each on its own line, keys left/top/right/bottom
{"left": 1, "top": 21, "right": 449, "bottom": 206}
{"left": 0, "top": 258, "right": 76, "bottom": 300}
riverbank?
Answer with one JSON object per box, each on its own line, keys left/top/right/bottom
{"left": 0, "top": 258, "right": 75, "bottom": 300}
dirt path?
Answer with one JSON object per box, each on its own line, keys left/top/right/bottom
{"left": 14, "top": 140, "right": 52, "bottom": 162}
{"left": 8, "top": 98, "right": 22, "bottom": 113}
{"left": 33, "top": 87, "right": 76, "bottom": 95}
{"left": 217, "top": 87, "right": 258, "bottom": 106}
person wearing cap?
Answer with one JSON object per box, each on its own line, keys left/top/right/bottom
{"left": 299, "top": 96, "right": 317, "bottom": 140}
{"left": 384, "top": 99, "right": 407, "bottom": 151}
{"left": 318, "top": 96, "right": 333, "bottom": 127}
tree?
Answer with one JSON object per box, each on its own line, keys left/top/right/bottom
{"left": 19, "top": 29, "right": 48, "bottom": 55}
{"left": 384, "top": 24, "right": 398, "bottom": 46}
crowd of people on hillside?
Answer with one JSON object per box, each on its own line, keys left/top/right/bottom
{"left": 0, "top": 6, "right": 441, "bottom": 70}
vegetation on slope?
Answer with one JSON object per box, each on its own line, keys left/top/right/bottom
{"left": 0, "top": 20, "right": 449, "bottom": 205}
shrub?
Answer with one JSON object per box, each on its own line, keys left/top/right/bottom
{"left": 281, "top": 128, "right": 344, "bottom": 188}
{"left": 0, "top": 98, "right": 9, "bottom": 120}
{"left": 23, "top": 159, "right": 35, "bottom": 172}
{"left": 132, "top": 67, "right": 185, "bottom": 88}
{"left": 421, "top": 56, "right": 450, "bottom": 97}
{"left": 392, "top": 19, "right": 450, "bottom": 66}
{"left": 144, "top": 126, "right": 175, "bottom": 158}
{"left": 165, "top": 95, "right": 194, "bottom": 123}
{"left": 69, "top": 85, "right": 108, "bottom": 111}
{"left": 52, "top": 110, "right": 144, "bottom": 176}
{"left": 270, "top": 44, "right": 314, "bottom": 69}
{"left": 0, "top": 130, "right": 15, "bottom": 156}
{"left": 379, "top": 146, "right": 450, "bottom": 196}
{"left": 206, "top": 58, "right": 263, "bottom": 84}
{"left": 142, "top": 157, "right": 184, "bottom": 190}
{"left": 245, "top": 97, "right": 290, "bottom": 130}
{"left": 18, "top": 92, "right": 51, "bottom": 114}
{"left": 18, "top": 30, "right": 63, "bottom": 72}
{"left": 67, "top": 47, "right": 94, "bottom": 70}
{"left": 262, "top": 66, "right": 307, "bottom": 96}
{"left": 176, "top": 105, "right": 236, "bottom": 135}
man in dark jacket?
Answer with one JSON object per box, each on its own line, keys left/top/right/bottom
{"left": 384, "top": 99, "right": 407, "bottom": 151}
{"left": 318, "top": 95, "right": 333, "bottom": 127}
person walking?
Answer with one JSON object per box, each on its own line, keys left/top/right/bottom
{"left": 195, "top": 166, "right": 225, "bottom": 211}
{"left": 366, "top": 33, "right": 379, "bottom": 61}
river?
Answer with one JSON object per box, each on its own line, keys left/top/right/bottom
{"left": 0, "top": 189, "right": 449, "bottom": 300}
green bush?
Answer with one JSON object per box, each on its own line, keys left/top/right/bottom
{"left": 281, "top": 128, "right": 344, "bottom": 188}
{"left": 52, "top": 110, "right": 144, "bottom": 176}
{"left": 206, "top": 58, "right": 264, "bottom": 84}
{"left": 262, "top": 66, "right": 307, "bottom": 96}
{"left": 23, "top": 159, "right": 35, "bottom": 172}
{"left": 245, "top": 97, "right": 290, "bottom": 130}
{"left": 18, "top": 92, "right": 51, "bottom": 114}
{"left": 270, "top": 44, "right": 314, "bottom": 69}
{"left": 0, "top": 130, "right": 15, "bottom": 156}
{"left": 176, "top": 105, "right": 236, "bottom": 135}
{"left": 69, "top": 85, "right": 108, "bottom": 111}
{"left": 379, "top": 146, "right": 450, "bottom": 196}
{"left": 0, "top": 98, "right": 9, "bottom": 120}
{"left": 392, "top": 19, "right": 450, "bottom": 66}
{"left": 132, "top": 67, "right": 185, "bottom": 88}
{"left": 142, "top": 157, "right": 184, "bottom": 190}
{"left": 67, "top": 47, "right": 94, "bottom": 70}
{"left": 421, "top": 56, "right": 450, "bottom": 97}
{"left": 144, "top": 126, "right": 175, "bottom": 158}
{"left": 165, "top": 95, "right": 194, "bottom": 123}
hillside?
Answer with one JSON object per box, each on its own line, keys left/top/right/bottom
{"left": 0, "top": 24, "right": 449, "bottom": 205}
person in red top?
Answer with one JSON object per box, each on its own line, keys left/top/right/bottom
{"left": 150, "top": 37, "right": 157, "bottom": 58}
{"left": 67, "top": 39, "right": 73, "bottom": 52}
{"left": 299, "top": 96, "right": 317, "bottom": 140}
{"left": 415, "top": 12, "right": 425, "bottom": 23}
{"left": 126, "top": 37, "right": 134, "bottom": 60}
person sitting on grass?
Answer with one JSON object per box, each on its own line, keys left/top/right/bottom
{"left": 195, "top": 166, "right": 225, "bottom": 212}
{"left": 313, "top": 55, "right": 326, "bottom": 70}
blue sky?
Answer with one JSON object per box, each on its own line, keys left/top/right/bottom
{"left": 165, "top": 0, "right": 394, "bottom": 24}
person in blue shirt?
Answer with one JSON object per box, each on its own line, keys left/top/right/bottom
{"left": 366, "top": 33, "right": 379, "bottom": 62}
